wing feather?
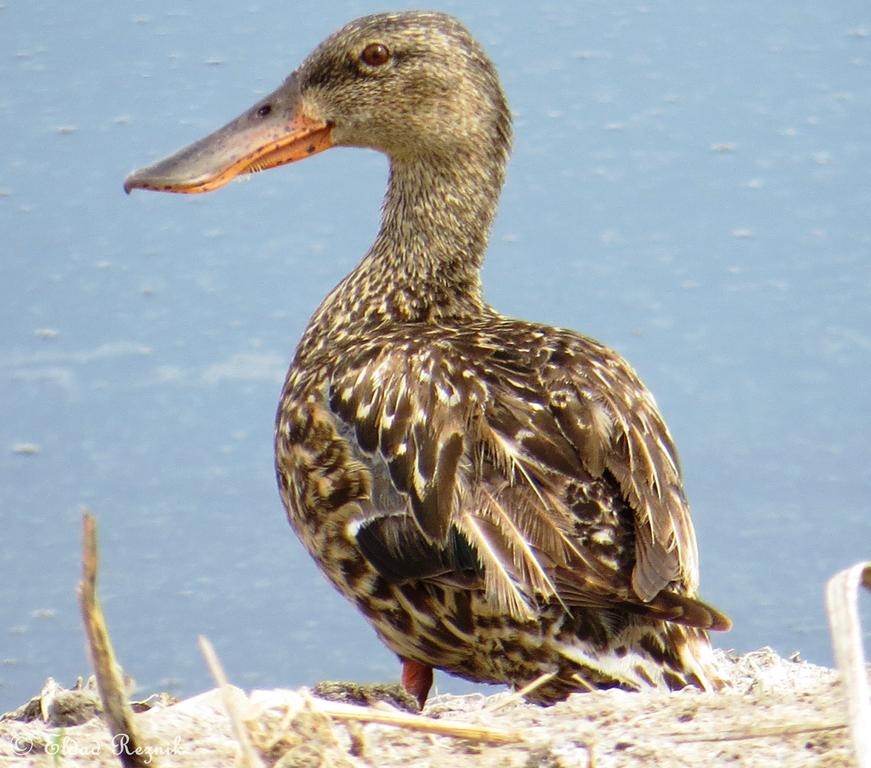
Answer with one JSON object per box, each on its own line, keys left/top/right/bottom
{"left": 543, "top": 337, "right": 700, "bottom": 600}
{"left": 327, "top": 323, "right": 707, "bottom": 625}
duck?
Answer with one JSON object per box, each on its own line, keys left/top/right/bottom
{"left": 125, "top": 11, "right": 731, "bottom": 707}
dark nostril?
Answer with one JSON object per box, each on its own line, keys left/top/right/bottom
{"left": 256, "top": 104, "right": 272, "bottom": 118}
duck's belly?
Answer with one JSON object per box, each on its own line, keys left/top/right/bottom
{"left": 304, "top": 543, "right": 661, "bottom": 702}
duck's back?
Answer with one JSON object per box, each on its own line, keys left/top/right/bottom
{"left": 275, "top": 313, "right": 728, "bottom": 703}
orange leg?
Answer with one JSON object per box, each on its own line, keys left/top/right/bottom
{"left": 400, "top": 657, "right": 434, "bottom": 709}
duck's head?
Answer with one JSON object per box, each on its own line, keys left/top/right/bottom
{"left": 124, "top": 12, "right": 511, "bottom": 194}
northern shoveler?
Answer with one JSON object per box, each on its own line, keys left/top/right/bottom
{"left": 125, "top": 11, "right": 730, "bottom": 707}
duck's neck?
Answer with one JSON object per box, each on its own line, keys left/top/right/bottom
{"left": 300, "top": 146, "right": 506, "bottom": 351}
{"left": 365, "top": 151, "right": 503, "bottom": 319}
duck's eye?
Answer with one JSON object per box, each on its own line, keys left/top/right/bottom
{"left": 361, "top": 43, "right": 390, "bottom": 67}
{"left": 256, "top": 104, "right": 272, "bottom": 118}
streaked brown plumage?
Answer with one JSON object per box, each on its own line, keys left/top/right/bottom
{"left": 125, "top": 11, "right": 731, "bottom": 707}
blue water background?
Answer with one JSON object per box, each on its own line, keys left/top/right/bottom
{"left": 1, "top": 1, "right": 869, "bottom": 709}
